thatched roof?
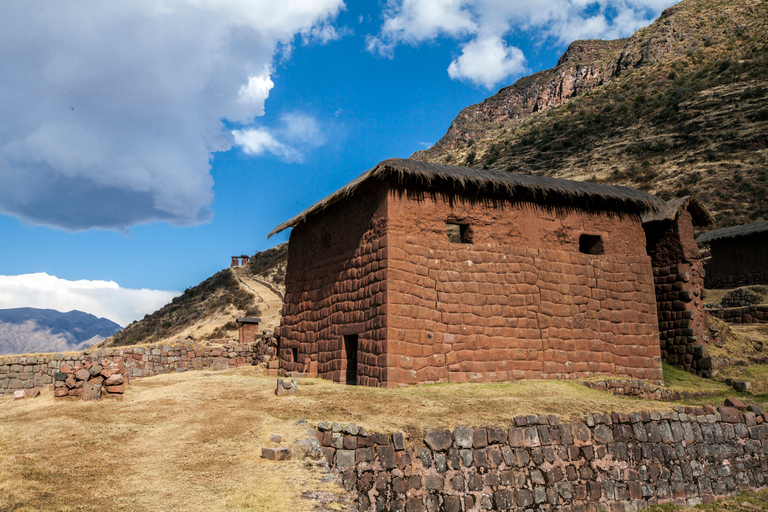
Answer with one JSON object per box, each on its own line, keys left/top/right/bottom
{"left": 641, "top": 195, "right": 715, "bottom": 227}
{"left": 696, "top": 220, "right": 768, "bottom": 244}
{"left": 269, "top": 158, "right": 666, "bottom": 237}
{"left": 236, "top": 317, "right": 261, "bottom": 324}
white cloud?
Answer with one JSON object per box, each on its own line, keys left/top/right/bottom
{"left": 370, "top": 0, "right": 672, "bottom": 88}
{"left": 237, "top": 69, "right": 275, "bottom": 118}
{"left": 232, "top": 111, "right": 329, "bottom": 163}
{"left": 448, "top": 36, "right": 526, "bottom": 88}
{"left": 0, "top": 273, "right": 179, "bottom": 327}
{"left": 233, "top": 128, "right": 303, "bottom": 162}
{"left": 0, "top": 0, "right": 344, "bottom": 230}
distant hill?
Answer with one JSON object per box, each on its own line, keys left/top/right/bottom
{"left": 413, "top": 0, "right": 768, "bottom": 228}
{"left": 100, "top": 244, "right": 288, "bottom": 348}
{"left": 0, "top": 308, "right": 122, "bottom": 355}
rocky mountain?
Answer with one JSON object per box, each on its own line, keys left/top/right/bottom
{"left": 413, "top": 0, "right": 768, "bottom": 228}
{"left": 0, "top": 308, "right": 122, "bottom": 355}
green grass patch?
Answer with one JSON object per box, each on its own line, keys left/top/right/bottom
{"left": 647, "top": 488, "right": 768, "bottom": 511}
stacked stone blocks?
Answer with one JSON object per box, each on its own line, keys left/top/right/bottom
{"left": 318, "top": 407, "right": 768, "bottom": 511}
{"left": 53, "top": 359, "right": 126, "bottom": 398}
{"left": 279, "top": 179, "right": 665, "bottom": 387}
{"left": 654, "top": 262, "right": 708, "bottom": 373}
{"left": 387, "top": 235, "right": 662, "bottom": 385}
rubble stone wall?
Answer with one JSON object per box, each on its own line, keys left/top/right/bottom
{"left": 318, "top": 406, "right": 768, "bottom": 512}
{"left": 0, "top": 340, "right": 260, "bottom": 395}
{"left": 278, "top": 182, "right": 390, "bottom": 386}
{"left": 707, "top": 305, "right": 768, "bottom": 324}
{"left": 385, "top": 188, "right": 662, "bottom": 385}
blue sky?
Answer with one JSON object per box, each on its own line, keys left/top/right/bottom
{"left": 0, "top": 0, "right": 674, "bottom": 326}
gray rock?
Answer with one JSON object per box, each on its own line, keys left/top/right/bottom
{"left": 453, "top": 426, "right": 473, "bottom": 448}
{"left": 424, "top": 429, "right": 452, "bottom": 451}
{"left": 335, "top": 449, "right": 355, "bottom": 467}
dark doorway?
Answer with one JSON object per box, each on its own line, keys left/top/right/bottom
{"left": 343, "top": 334, "right": 358, "bottom": 385}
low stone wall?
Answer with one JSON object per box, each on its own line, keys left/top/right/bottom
{"left": 0, "top": 338, "right": 268, "bottom": 395}
{"left": 583, "top": 379, "right": 714, "bottom": 401}
{"left": 706, "top": 305, "right": 768, "bottom": 324}
{"left": 318, "top": 406, "right": 768, "bottom": 511}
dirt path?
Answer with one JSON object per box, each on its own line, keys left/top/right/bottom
{"left": 232, "top": 266, "right": 284, "bottom": 332}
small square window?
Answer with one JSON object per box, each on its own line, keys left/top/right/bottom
{"left": 579, "top": 234, "right": 604, "bottom": 255}
{"left": 447, "top": 223, "right": 472, "bottom": 243}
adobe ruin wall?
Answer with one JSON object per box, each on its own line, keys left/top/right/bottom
{"left": 643, "top": 210, "right": 709, "bottom": 376}
{"left": 279, "top": 181, "right": 665, "bottom": 386}
{"left": 318, "top": 406, "right": 768, "bottom": 512}
{"left": 278, "top": 183, "right": 390, "bottom": 386}
{"left": 384, "top": 188, "right": 663, "bottom": 385}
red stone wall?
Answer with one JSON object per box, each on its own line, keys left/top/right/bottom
{"left": 279, "top": 180, "right": 664, "bottom": 387}
{"left": 645, "top": 211, "right": 708, "bottom": 374}
{"left": 278, "top": 182, "right": 390, "bottom": 386}
{"left": 384, "top": 188, "right": 662, "bottom": 385}
{"left": 239, "top": 323, "right": 261, "bottom": 345}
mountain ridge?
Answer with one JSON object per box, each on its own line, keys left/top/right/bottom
{"left": 0, "top": 307, "right": 122, "bottom": 355}
{"left": 413, "top": 0, "right": 768, "bottom": 228}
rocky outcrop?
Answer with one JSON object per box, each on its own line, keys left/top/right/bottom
{"left": 419, "top": 39, "right": 626, "bottom": 152}
{"left": 412, "top": 0, "right": 768, "bottom": 229}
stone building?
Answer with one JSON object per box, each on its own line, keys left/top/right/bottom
{"left": 270, "top": 158, "right": 670, "bottom": 387}
{"left": 642, "top": 196, "right": 714, "bottom": 373}
{"left": 236, "top": 317, "right": 261, "bottom": 345}
{"left": 696, "top": 220, "right": 768, "bottom": 288}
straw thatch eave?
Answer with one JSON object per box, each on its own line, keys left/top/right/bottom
{"left": 641, "top": 195, "right": 716, "bottom": 227}
{"left": 696, "top": 220, "right": 768, "bottom": 244}
{"left": 268, "top": 158, "right": 666, "bottom": 238}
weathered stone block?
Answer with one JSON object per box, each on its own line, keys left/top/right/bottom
{"left": 424, "top": 429, "right": 452, "bottom": 451}
{"left": 261, "top": 447, "right": 291, "bottom": 460}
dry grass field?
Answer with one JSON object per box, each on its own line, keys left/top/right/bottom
{"left": 0, "top": 363, "right": 757, "bottom": 511}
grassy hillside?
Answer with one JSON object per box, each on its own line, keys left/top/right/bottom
{"left": 415, "top": 0, "right": 768, "bottom": 228}
{"left": 101, "top": 245, "right": 290, "bottom": 348}
{"left": 246, "top": 242, "right": 288, "bottom": 293}
{"left": 103, "top": 268, "right": 260, "bottom": 347}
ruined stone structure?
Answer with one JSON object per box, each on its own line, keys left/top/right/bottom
{"left": 237, "top": 317, "right": 261, "bottom": 345}
{"left": 696, "top": 220, "right": 768, "bottom": 288}
{"left": 642, "top": 196, "right": 714, "bottom": 374}
{"left": 231, "top": 255, "right": 250, "bottom": 267}
{"left": 271, "top": 159, "right": 669, "bottom": 387}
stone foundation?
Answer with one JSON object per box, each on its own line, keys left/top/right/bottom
{"left": 318, "top": 406, "right": 768, "bottom": 511}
